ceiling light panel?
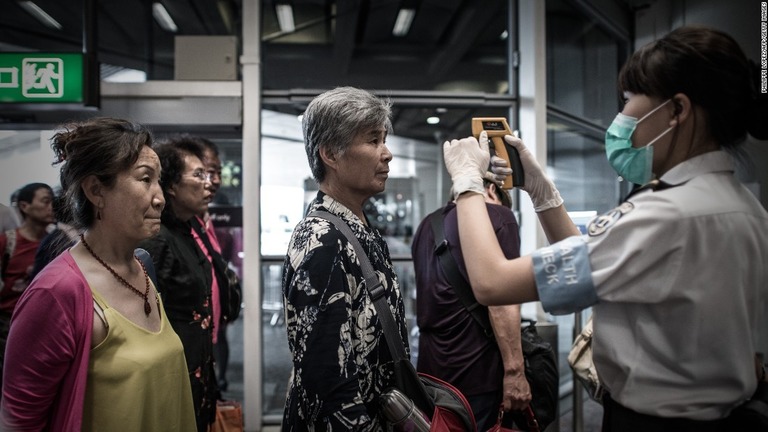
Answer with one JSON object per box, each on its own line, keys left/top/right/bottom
{"left": 152, "top": 2, "right": 178, "bottom": 33}
{"left": 19, "top": 1, "right": 62, "bottom": 30}
{"left": 276, "top": 4, "right": 295, "bottom": 33}
{"left": 392, "top": 8, "right": 415, "bottom": 37}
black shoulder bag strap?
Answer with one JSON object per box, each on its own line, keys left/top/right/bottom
{"left": 307, "top": 210, "right": 439, "bottom": 420}
{"left": 307, "top": 210, "right": 408, "bottom": 361}
{"left": 134, "top": 248, "right": 158, "bottom": 288}
{"left": 428, "top": 209, "right": 494, "bottom": 337}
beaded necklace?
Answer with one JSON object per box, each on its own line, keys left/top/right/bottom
{"left": 80, "top": 234, "right": 158, "bottom": 317}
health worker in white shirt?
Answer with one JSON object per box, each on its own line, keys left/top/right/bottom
{"left": 442, "top": 25, "right": 768, "bottom": 432}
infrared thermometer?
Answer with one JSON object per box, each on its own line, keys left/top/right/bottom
{"left": 471, "top": 117, "right": 525, "bottom": 189}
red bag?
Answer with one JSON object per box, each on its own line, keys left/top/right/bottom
{"left": 419, "top": 372, "right": 477, "bottom": 431}
{"left": 382, "top": 360, "right": 477, "bottom": 431}
{"left": 487, "top": 406, "right": 540, "bottom": 432}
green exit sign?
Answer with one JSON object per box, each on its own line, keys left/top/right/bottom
{"left": 0, "top": 53, "right": 84, "bottom": 103}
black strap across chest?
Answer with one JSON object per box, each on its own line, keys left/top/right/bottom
{"left": 427, "top": 208, "right": 494, "bottom": 338}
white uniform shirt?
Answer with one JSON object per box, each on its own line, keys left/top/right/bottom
{"left": 532, "top": 151, "right": 768, "bottom": 420}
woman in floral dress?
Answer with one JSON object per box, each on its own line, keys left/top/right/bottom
{"left": 282, "top": 87, "right": 410, "bottom": 431}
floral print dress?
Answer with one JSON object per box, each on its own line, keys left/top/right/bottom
{"left": 282, "top": 192, "right": 409, "bottom": 431}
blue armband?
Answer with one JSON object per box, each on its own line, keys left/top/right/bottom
{"left": 532, "top": 236, "right": 597, "bottom": 315}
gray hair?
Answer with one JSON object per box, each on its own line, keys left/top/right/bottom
{"left": 302, "top": 87, "right": 393, "bottom": 183}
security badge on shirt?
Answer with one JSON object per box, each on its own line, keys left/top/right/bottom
{"left": 587, "top": 202, "right": 634, "bottom": 237}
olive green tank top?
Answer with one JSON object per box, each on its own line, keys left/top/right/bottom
{"left": 83, "top": 287, "right": 196, "bottom": 431}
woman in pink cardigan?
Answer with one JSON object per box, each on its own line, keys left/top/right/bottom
{"left": 1, "top": 118, "right": 196, "bottom": 431}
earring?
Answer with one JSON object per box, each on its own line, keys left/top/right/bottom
{"left": 96, "top": 209, "right": 101, "bottom": 220}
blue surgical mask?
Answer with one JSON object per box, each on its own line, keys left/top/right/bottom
{"left": 605, "top": 99, "right": 675, "bottom": 185}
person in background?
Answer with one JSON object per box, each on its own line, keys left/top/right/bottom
{"left": 443, "top": 26, "right": 768, "bottom": 431}
{"left": 0, "top": 182, "right": 54, "bottom": 392}
{"left": 165, "top": 134, "right": 238, "bottom": 394}
{"left": 140, "top": 137, "right": 218, "bottom": 432}
{"left": 282, "top": 86, "right": 407, "bottom": 431}
{"left": 411, "top": 172, "right": 530, "bottom": 430}
{"left": 0, "top": 204, "right": 18, "bottom": 234}
{"left": 198, "top": 136, "right": 236, "bottom": 392}
{"left": 30, "top": 187, "right": 79, "bottom": 279}
{"left": 5, "top": 190, "right": 22, "bottom": 230}
{"left": 1, "top": 117, "right": 195, "bottom": 431}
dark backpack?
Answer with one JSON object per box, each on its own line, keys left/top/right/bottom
{"left": 512, "top": 320, "right": 559, "bottom": 430}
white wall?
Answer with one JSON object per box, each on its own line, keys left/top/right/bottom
{"left": 0, "top": 130, "right": 59, "bottom": 205}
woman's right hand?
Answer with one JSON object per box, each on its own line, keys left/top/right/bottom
{"left": 501, "top": 135, "right": 563, "bottom": 212}
{"left": 443, "top": 131, "right": 490, "bottom": 199}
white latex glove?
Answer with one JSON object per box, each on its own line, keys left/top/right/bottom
{"left": 443, "top": 131, "right": 490, "bottom": 199}
{"left": 503, "top": 134, "right": 564, "bottom": 212}
{"left": 489, "top": 155, "right": 512, "bottom": 184}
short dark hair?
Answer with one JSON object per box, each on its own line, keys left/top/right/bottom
{"left": 483, "top": 179, "right": 512, "bottom": 209}
{"left": 16, "top": 182, "right": 53, "bottom": 219}
{"left": 153, "top": 136, "right": 206, "bottom": 219}
{"left": 163, "top": 134, "right": 219, "bottom": 157}
{"left": 199, "top": 137, "right": 220, "bottom": 157}
{"left": 154, "top": 136, "right": 206, "bottom": 187}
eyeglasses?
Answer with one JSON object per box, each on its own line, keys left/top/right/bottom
{"left": 187, "top": 169, "right": 213, "bottom": 183}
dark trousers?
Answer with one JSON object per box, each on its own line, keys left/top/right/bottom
{"left": 601, "top": 393, "right": 731, "bottom": 432}
{"left": 214, "top": 322, "right": 230, "bottom": 391}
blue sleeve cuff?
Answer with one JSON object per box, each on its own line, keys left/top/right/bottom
{"left": 532, "top": 236, "right": 597, "bottom": 315}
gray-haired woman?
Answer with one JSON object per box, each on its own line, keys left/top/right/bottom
{"left": 282, "top": 87, "right": 408, "bottom": 431}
